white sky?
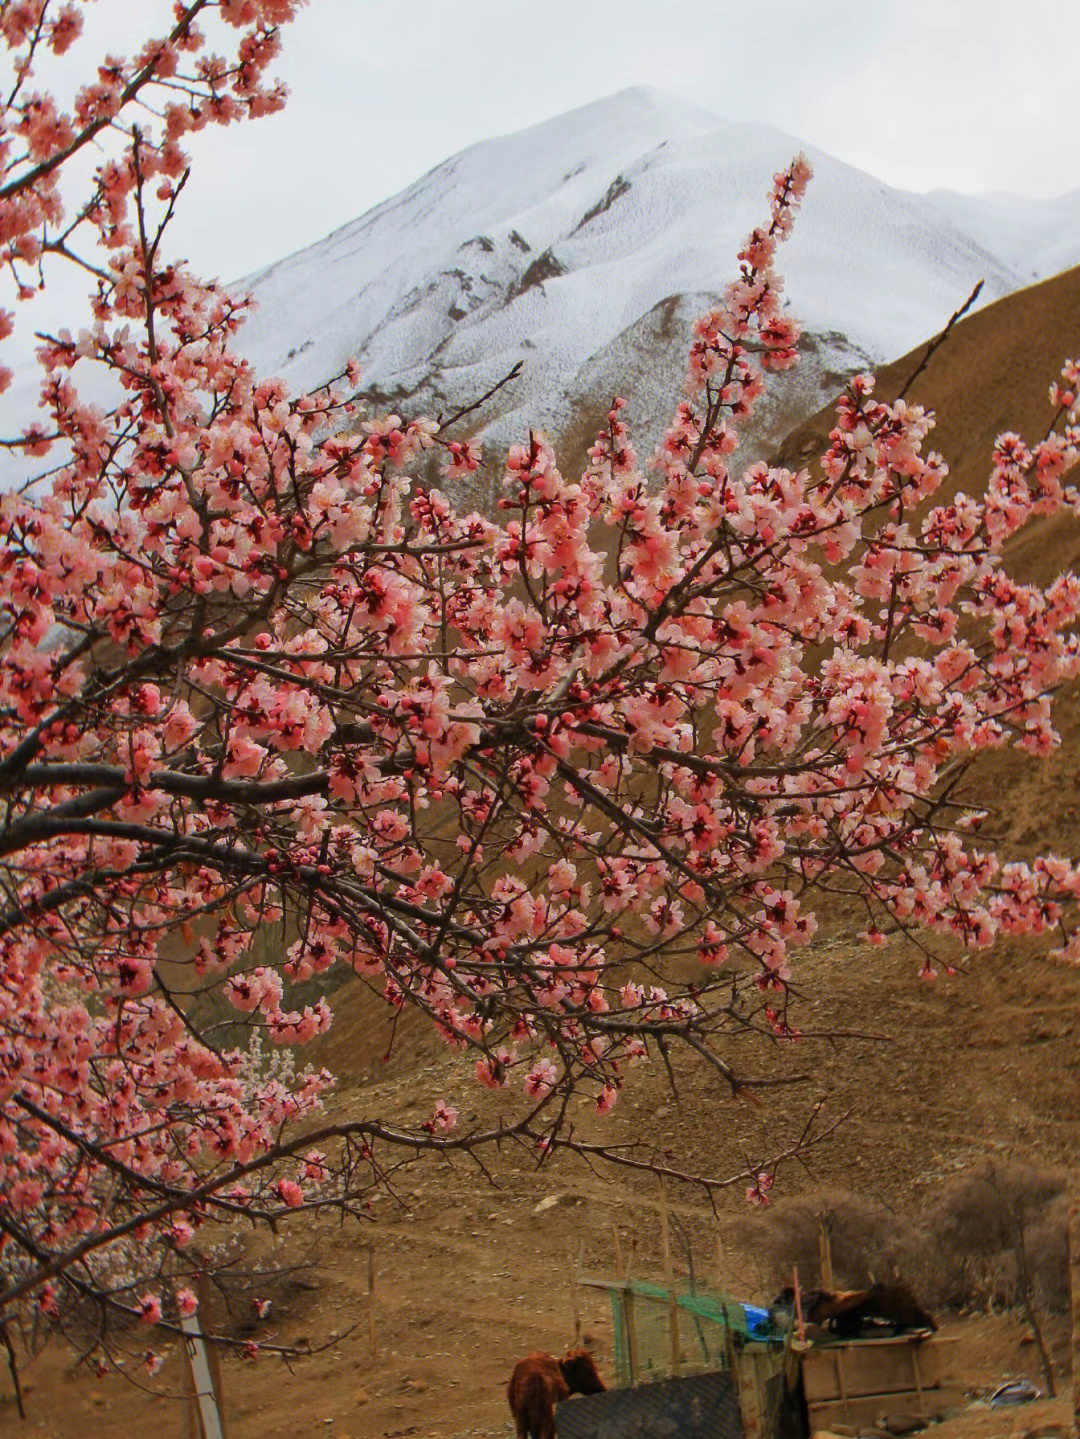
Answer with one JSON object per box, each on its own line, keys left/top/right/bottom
{"left": 1, "top": 0, "right": 1076, "bottom": 412}
{"left": 40, "top": 0, "right": 1080, "bottom": 283}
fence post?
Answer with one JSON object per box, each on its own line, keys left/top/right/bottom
{"left": 734, "top": 1345, "right": 763, "bottom": 1439}
{"left": 659, "top": 1178, "right": 681, "bottom": 1376}
{"left": 572, "top": 1236, "right": 585, "bottom": 1346}
{"left": 793, "top": 1266, "right": 806, "bottom": 1344}
{"left": 818, "top": 1211, "right": 834, "bottom": 1290}
{"left": 180, "top": 1276, "right": 226, "bottom": 1439}
{"left": 1070, "top": 1193, "right": 1080, "bottom": 1438}
{"left": 611, "top": 1222, "right": 625, "bottom": 1282}
{"left": 623, "top": 1287, "right": 640, "bottom": 1387}
{"left": 368, "top": 1245, "right": 377, "bottom": 1359}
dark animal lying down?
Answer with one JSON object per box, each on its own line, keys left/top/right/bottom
{"left": 507, "top": 1349, "right": 606, "bottom": 1439}
{"left": 771, "top": 1282, "right": 937, "bottom": 1338}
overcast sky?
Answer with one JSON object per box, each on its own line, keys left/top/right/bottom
{"left": 39, "top": 0, "right": 1080, "bottom": 284}
{"left": 1, "top": 0, "right": 1076, "bottom": 413}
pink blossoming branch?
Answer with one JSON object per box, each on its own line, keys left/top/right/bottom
{"left": 0, "top": 0, "right": 1079, "bottom": 1376}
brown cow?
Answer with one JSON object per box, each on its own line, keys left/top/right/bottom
{"left": 507, "top": 1349, "right": 605, "bottom": 1439}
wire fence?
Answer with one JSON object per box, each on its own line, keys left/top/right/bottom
{"left": 557, "top": 1370, "right": 746, "bottom": 1439}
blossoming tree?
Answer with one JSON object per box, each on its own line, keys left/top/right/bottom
{"left": 1, "top": 0, "right": 1079, "bottom": 1372}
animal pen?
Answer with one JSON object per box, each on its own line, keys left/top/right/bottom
{"left": 562, "top": 1274, "right": 966, "bottom": 1439}
{"left": 567, "top": 1273, "right": 796, "bottom": 1439}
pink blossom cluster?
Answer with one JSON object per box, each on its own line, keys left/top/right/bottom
{"left": 1, "top": 0, "right": 1080, "bottom": 1333}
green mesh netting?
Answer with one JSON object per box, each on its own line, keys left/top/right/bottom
{"left": 609, "top": 1282, "right": 785, "bottom": 1387}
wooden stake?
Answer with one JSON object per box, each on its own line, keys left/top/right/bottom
{"left": 793, "top": 1266, "right": 806, "bottom": 1344}
{"left": 1070, "top": 1194, "right": 1080, "bottom": 1438}
{"left": 911, "top": 1343, "right": 925, "bottom": 1418}
{"left": 184, "top": 1359, "right": 200, "bottom": 1439}
{"left": 818, "top": 1211, "right": 834, "bottom": 1290}
{"left": 734, "top": 1343, "right": 762, "bottom": 1439}
{"left": 623, "top": 1287, "right": 640, "bottom": 1387}
{"left": 572, "top": 1236, "right": 585, "bottom": 1346}
{"left": 835, "top": 1347, "right": 851, "bottom": 1427}
{"left": 659, "top": 1178, "right": 681, "bottom": 1376}
{"left": 722, "top": 1300, "right": 737, "bottom": 1376}
{"left": 715, "top": 1229, "right": 725, "bottom": 1296}
{"left": 611, "top": 1222, "right": 625, "bottom": 1281}
{"left": 180, "top": 1276, "right": 226, "bottom": 1439}
{"left": 368, "top": 1245, "right": 377, "bottom": 1359}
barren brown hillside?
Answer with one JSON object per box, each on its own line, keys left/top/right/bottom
{"left": 8, "top": 269, "right": 1080, "bottom": 1439}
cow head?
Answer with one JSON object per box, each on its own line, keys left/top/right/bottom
{"left": 559, "top": 1350, "right": 605, "bottom": 1395}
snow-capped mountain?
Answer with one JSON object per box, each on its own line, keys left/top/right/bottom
{"left": 233, "top": 86, "right": 1056, "bottom": 460}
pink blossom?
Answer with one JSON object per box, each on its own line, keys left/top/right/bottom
{"left": 595, "top": 1084, "right": 618, "bottom": 1115}
{"left": 301, "top": 1149, "right": 329, "bottom": 1182}
{"left": 524, "top": 1057, "right": 560, "bottom": 1098}
{"left": 274, "top": 1179, "right": 305, "bottom": 1208}
{"left": 745, "top": 1172, "right": 773, "bottom": 1206}
{"left": 430, "top": 1100, "right": 459, "bottom": 1132}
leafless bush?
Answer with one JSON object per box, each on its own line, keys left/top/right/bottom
{"left": 918, "top": 1161, "right": 1067, "bottom": 1394}
{"left": 732, "top": 1188, "right": 917, "bottom": 1293}
{"left": 924, "top": 1162, "right": 1068, "bottom": 1314}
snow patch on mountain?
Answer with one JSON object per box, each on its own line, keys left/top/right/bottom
{"left": 924, "top": 188, "right": 1080, "bottom": 285}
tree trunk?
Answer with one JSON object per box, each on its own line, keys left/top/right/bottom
{"left": 1016, "top": 1221, "right": 1055, "bottom": 1396}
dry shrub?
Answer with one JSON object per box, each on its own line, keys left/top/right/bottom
{"left": 734, "top": 1165, "right": 1068, "bottom": 1318}
{"left": 921, "top": 1161, "right": 1068, "bottom": 1314}
{"left": 732, "top": 1188, "right": 918, "bottom": 1295}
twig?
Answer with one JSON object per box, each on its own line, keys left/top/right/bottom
{"left": 437, "top": 361, "right": 523, "bottom": 433}
{"left": 897, "top": 279, "right": 983, "bottom": 399}
{"left": 0, "top": 1322, "right": 24, "bottom": 1420}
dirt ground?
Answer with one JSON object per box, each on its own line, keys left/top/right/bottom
{"left": 5, "top": 270, "right": 1080, "bottom": 1439}
{"left": 6, "top": 1267, "right": 1073, "bottom": 1439}
{"left": 5, "top": 978, "right": 1077, "bottom": 1439}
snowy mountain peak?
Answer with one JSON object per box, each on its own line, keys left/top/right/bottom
{"left": 235, "top": 89, "right": 1071, "bottom": 462}
{"left": 536, "top": 83, "right": 726, "bottom": 137}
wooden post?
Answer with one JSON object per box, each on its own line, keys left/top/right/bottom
{"left": 793, "top": 1266, "right": 806, "bottom": 1344}
{"left": 611, "top": 1222, "right": 625, "bottom": 1281}
{"left": 1070, "top": 1194, "right": 1080, "bottom": 1438}
{"left": 572, "top": 1236, "right": 585, "bottom": 1346}
{"left": 721, "top": 1301, "right": 737, "bottom": 1377}
{"left": 659, "top": 1178, "right": 681, "bottom": 1376}
{"left": 834, "top": 1347, "right": 851, "bottom": 1427}
{"left": 623, "top": 1287, "right": 640, "bottom": 1386}
{"left": 818, "top": 1211, "right": 834, "bottom": 1290}
{"left": 734, "top": 1345, "right": 763, "bottom": 1439}
{"left": 180, "top": 1276, "right": 226, "bottom": 1439}
{"left": 367, "top": 1245, "right": 377, "bottom": 1359}
{"left": 911, "top": 1342, "right": 925, "bottom": 1419}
